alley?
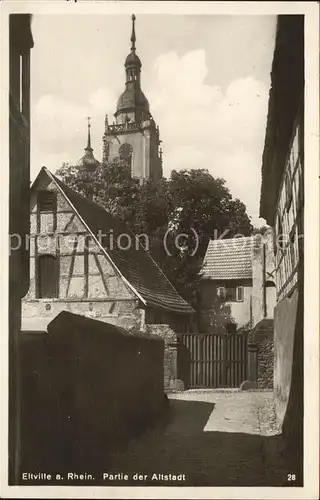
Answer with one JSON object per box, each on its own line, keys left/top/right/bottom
{"left": 101, "top": 390, "right": 291, "bottom": 487}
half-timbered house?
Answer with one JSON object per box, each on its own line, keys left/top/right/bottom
{"left": 22, "top": 167, "right": 195, "bottom": 333}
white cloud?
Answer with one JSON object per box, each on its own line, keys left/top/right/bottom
{"left": 33, "top": 95, "right": 89, "bottom": 142}
{"left": 31, "top": 87, "right": 118, "bottom": 177}
{"left": 89, "top": 87, "right": 117, "bottom": 116}
{"left": 33, "top": 87, "right": 116, "bottom": 144}
{"left": 31, "top": 151, "right": 71, "bottom": 179}
{"left": 147, "top": 49, "right": 269, "bottom": 225}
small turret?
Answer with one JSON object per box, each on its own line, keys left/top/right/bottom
{"left": 78, "top": 117, "right": 99, "bottom": 171}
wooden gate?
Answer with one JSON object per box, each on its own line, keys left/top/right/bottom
{"left": 179, "top": 333, "right": 248, "bottom": 388}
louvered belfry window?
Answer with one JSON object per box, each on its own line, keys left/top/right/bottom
{"left": 38, "top": 190, "right": 56, "bottom": 212}
{"left": 37, "top": 254, "right": 59, "bottom": 298}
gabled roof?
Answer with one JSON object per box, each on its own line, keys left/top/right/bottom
{"left": 33, "top": 167, "right": 194, "bottom": 315}
{"left": 202, "top": 236, "right": 256, "bottom": 281}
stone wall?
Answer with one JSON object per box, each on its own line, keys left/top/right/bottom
{"left": 257, "top": 336, "right": 274, "bottom": 389}
{"left": 22, "top": 297, "right": 142, "bottom": 332}
{"left": 146, "top": 324, "right": 183, "bottom": 391}
{"left": 252, "top": 319, "right": 274, "bottom": 389}
{"left": 244, "top": 318, "right": 274, "bottom": 390}
{"left": 19, "top": 312, "right": 165, "bottom": 477}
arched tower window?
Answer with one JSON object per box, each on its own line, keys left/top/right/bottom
{"left": 119, "top": 143, "right": 133, "bottom": 168}
{"left": 37, "top": 254, "right": 59, "bottom": 298}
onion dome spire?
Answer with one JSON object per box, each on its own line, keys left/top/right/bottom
{"left": 130, "top": 14, "right": 136, "bottom": 51}
{"left": 85, "top": 116, "right": 93, "bottom": 152}
{"left": 115, "top": 14, "right": 150, "bottom": 122}
{"left": 78, "top": 117, "right": 99, "bottom": 171}
{"left": 124, "top": 13, "right": 141, "bottom": 70}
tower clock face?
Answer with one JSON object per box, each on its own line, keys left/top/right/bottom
{"left": 119, "top": 142, "right": 133, "bottom": 160}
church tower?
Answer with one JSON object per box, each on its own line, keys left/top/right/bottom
{"left": 102, "top": 14, "right": 163, "bottom": 182}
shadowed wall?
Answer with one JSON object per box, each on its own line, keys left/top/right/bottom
{"left": 19, "top": 312, "right": 165, "bottom": 476}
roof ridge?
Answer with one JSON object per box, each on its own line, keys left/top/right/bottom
{"left": 46, "top": 169, "right": 146, "bottom": 305}
{"left": 50, "top": 170, "right": 191, "bottom": 307}
{"left": 209, "top": 235, "right": 256, "bottom": 242}
{"left": 39, "top": 167, "right": 194, "bottom": 314}
{"left": 50, "top": 169, "right": 132, "bottom": 230}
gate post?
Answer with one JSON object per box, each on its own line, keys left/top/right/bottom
{"left": 221, "top": 336, "right": 227, "bottom": 387}
{"left": 146, "top": 324, "right": 184, "bottom": 391}
{"left": 247, "top": 341, "right": 258, "bottom": 386}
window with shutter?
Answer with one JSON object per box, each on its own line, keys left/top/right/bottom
{"left": 37, "top": 254, "right": 59, "bottom": 298}
{"left": 236, "top": 286, "right": 244, "bottom": 302}
{"left": 226, "top": 287, "right": 237, "bottom": 302}
{"left": 38, "top": 191, "right": 57, "bottom": 212}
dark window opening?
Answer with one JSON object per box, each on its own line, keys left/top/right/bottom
{"left": 226, "top": 323, "right": 237, "bottom": 334}
{"left": 38, "top": 190, "right": 57, "bottom": 212}
{"left": 226, "top": 287, "right": 237, "bottom": 302}
{"left": 285, "top": 170, "right": 293, "bottom": 212}
{"left": 236, "top": 286, "right": 244, "bottom": 302}
{"left": 277, "top": 214, "right": 285, "bottom": 251}
{"left": 289, "top": 227, "right": 296, "bottom": 268}
{"left": 119, "top": 142, "right": 133, "bottom": 162}
{"left": 153, "top": 311, "right": 164, "bottom": 324}
{"left": 37, "top": 254, "right": 59, "bottom": 298}
{"left": 217, "top": 286, "right": 244, "bottom": 302}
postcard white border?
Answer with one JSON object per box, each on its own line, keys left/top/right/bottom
{"left": 0, "top": 1, "right": 319, "bottom": 499}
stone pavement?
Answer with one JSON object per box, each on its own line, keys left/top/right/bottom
{"left": 101, "top": 390, "right": 292, "bottom": 487}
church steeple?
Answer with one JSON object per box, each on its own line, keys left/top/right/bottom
{"left": 78, "top": 117, "right": 99, "bottom": 171}
{"left": 130, "top": 13, "right": 136, "bottom": 51}
{"left": 125, "top": 13, "right": 141, "bottom": 84}
{"left": 114, "top": 14, "right": 150, "bottom": 123}
{"left": 85, "top": 116, "right": 93, "bottom": 152}
{"left": 102, "top": 14, "right": 163, "bottom": 182}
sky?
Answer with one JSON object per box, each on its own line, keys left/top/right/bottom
{"left": 30, "top": 14, "right": 277, "bottom": 226}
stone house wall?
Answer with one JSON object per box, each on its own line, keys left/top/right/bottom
{"left": 200, "top": 231, "right": 276, "bottom": 334}
{"left": 199, "top": 279, "right": 253, "bottom": 332}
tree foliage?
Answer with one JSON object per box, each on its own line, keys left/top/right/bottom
{"left": 252, "top": 225, "right": 270, "bottom": 235}
{"left": 56, "top": 160, "right": 253, "bottom": 307}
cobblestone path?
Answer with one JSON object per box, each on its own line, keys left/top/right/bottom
{"left": 102, "top": 390, "right": 291, "bottom": 487}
